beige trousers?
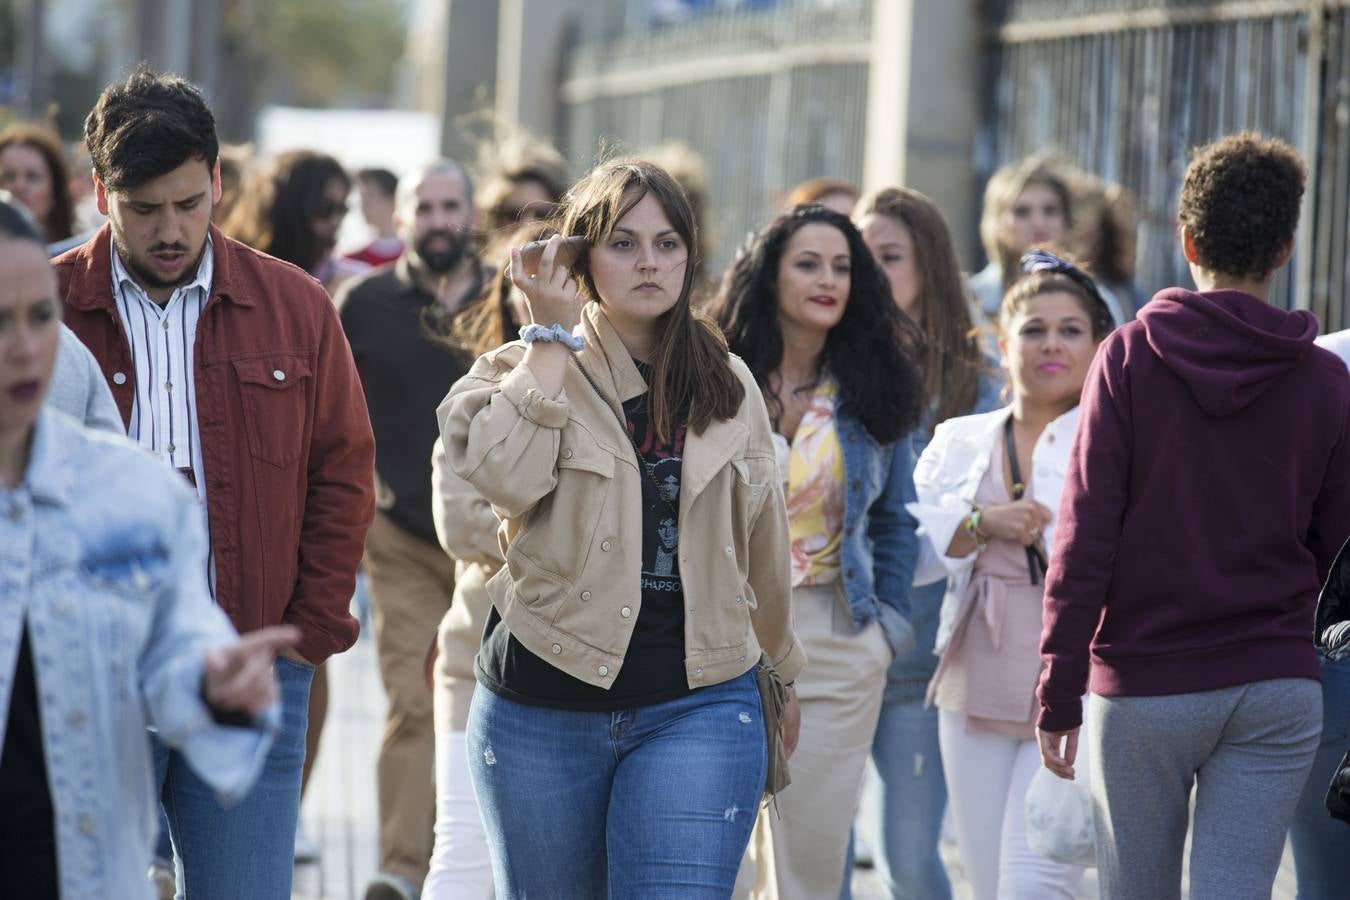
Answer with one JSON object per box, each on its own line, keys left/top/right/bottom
{"left": 739, "top": 582, "right": 892, "bottom": 900}
{"left": 364, "top": 512, "right": 456, "bottom": 885}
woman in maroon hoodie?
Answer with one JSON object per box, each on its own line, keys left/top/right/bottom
{"left": 1036, "top": 132, "right": 1350, "bottom": 900}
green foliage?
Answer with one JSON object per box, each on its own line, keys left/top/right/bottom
{"left": 251, "top": 0, "right": 409, "bottom": 107}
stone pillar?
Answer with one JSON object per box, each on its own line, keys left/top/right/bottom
{"left": 437, "top": 0, "right": 501, "bottom": 160}
{"left": 863, "top": 0, "right": 983, "bottom": 267}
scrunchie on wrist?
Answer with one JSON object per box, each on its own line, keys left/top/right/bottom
{"left": 519, "top": 323, "right": 584, "bottom": 351}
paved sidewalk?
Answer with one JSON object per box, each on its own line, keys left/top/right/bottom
{"left": 292, "top": 631, "right": 1301, "bottom": 899}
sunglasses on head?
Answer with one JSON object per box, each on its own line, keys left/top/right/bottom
{"left": 1019, "top": 248, "right": 1114, "bottom": 335}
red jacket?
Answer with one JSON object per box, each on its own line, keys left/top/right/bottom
{"left": 57, "top": 225, "right": 375, "bottom": 664}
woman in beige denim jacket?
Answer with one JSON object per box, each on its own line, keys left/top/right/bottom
{"left": 438, "top": 159, "right": 802, "bottom": 896}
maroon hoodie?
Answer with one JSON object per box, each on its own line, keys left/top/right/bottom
{"left": 1037, "top": 288, "right": 1350, "bottom": 732}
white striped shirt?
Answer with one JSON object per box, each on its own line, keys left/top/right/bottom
{"left": 111, "top": 240, "right": 216, "bottom": 593}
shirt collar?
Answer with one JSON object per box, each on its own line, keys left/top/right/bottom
{"left": 111, "top": 237, "right": 215, "bottom": 306}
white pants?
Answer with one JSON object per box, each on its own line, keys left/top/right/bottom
{"left": 422, "top": 728, "right": 494, "bottom": 900}
{"left": 938, "top": 709, "right": 1083, "bottom": 900}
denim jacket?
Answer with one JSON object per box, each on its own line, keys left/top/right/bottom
{"left": 0, "top": 409, "right": 277, "bottom": 900}
{"left": 834, "top": 403, "right": 919, "bottom": 658}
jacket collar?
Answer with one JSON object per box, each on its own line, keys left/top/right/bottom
{"left": 62, "top": 224, "right": 256, "bottom": 313}
{"left": 573, "top": 303, "right": 750, "bottom": 504}
{"left": 576, "top": 303, "right": 648, "bottom": 413}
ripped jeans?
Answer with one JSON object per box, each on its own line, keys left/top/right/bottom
{"left": 467, "top": 669, "right": 766, "bottom": 899}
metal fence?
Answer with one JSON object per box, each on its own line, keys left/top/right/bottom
{"left": 558, "top": 0, "right": 871, "bottom": 275}
{"left": 988, "top": 0, "right": 1350, "bottom": 325}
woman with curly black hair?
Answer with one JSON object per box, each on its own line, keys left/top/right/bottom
{"left": 713, "top": 203, "right": 924, "bottom": 899}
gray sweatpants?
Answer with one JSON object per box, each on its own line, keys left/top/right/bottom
{"left": 1088, "top": 678, "right": 1322, "bottom": 900}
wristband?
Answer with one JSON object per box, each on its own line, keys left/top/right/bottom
{"left": 964, "top": 506, "right": 988, "bottom": 549}
{"left": 520, "top": 323, "right": 584, "bottom": 351}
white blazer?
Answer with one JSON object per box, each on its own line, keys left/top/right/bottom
{"left": 906, "top": 404, "right": 1080, "bottom": 655}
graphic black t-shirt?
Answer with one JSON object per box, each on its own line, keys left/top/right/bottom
{"left": 476, "top": 363, "right": 693, "bottom": 710}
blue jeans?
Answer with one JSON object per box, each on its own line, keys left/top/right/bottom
{"left": 152, "top": 657, "right": 314, "bottom": 899}
{"left": 864, "top": 697, "right": 951, "bottom": 900}
{"left": 1290, "top": 655, "right": 1350, "bottom": 900}
{"left": 468, "top": 670, "right": 766, "bottom": 899}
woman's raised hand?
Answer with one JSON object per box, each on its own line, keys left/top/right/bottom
{"left": 980, "top": 499, "right": 1053, "bottom": 546}
{"left": 509, "top": 234, "right": 583, "bottom": 333}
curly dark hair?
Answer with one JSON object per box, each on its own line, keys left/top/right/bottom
{"left": 84, "top": 64, "right": 218, "bottom": 192}
{"left": 1177, "top": 132, "right": 1305, "bottom": 280}
{"left": 711, "top": 205, "right": 925, "bottom": 446}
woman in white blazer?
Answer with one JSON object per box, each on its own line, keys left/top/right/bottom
{"left": 907, "top": 249, "right": 1113, "bottom": 900}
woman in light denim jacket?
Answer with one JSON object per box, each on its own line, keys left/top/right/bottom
{"left": 714, "top": 203, "right": 924, "bottom": 900}
{"left": 848, "top": 185, "right": 1007, "bottom": 900}
{"left": 0, "top": 200, "right": 293, "bottom": 899}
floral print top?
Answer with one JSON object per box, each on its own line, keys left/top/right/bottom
{"left": 785, "top": 378, "right": 846, "bottom": 586}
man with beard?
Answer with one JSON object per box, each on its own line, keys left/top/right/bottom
{"left": 335, "top": 158, "right": 481, "bottom": 900}
{"left": 55, "top": 67, "right": 375, "bottom": 897}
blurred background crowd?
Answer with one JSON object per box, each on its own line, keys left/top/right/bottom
{"left": 1, "top": 0, "right": 1348, "bottom": 327}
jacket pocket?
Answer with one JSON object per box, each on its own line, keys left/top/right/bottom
{"left": 80, "top": 546, "right": 166, "bottom": 672}
{"left": 233, "top": 354, "right": 314, "bottom": 469}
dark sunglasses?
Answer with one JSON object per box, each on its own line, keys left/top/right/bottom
{"left": 315, "top": 200, "right": 348, "bottom": 220}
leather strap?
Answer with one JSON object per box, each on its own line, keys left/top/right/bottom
{"left": 1003, "top": 417, "right": 1047, "bottom": 585}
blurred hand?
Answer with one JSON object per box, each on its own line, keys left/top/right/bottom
{"left": 1037, "top": 726, "right": 1079, "bottom": 780}
{"left": 203, "top": 625, "right": 301, "bottom": 717}
{"left": 509, "top": 234, "right": 583, "bottom": 331}
{"left": 980, "top": 499, "right": 1054, "bottom": 546}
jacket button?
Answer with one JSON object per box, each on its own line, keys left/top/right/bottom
{"left": 851, "top": 479, "right": 861, "bottom": 491}
{"left": 79, "top": 815, "right": 95, "bottom": 835}
{"left": 597, "top": 665, "right": 609, "bottom": 676}
{"left": 562, "top": 448, "right": 574, "bottom": 459}
{"left": 735, "top": 596, "right": 743, "bottom": 604}
{"left": 272, "top": 370, "right": 285, "bottom": 381}
{"left": 68, "top": 710, "right": 86, "bottom": 727}
{"left": 601, "top": 540, "right": 612, "bottom": 552}
{"left": 694, "top": 667, "right": 703, "bottom": 676}
{"left": 580, "top": 590, "right": 592, "bottom": 601}
{"left": 620, "top": 606, "right": 632, "bottom": 618}
{"left": 846, "top": 568, "right": 855, "bottom": 579}
{"left": 724, "top": 545, "right": 733, "bottom": 555}
{"left": 847, "top": 432, "right": 856, "bottom": 442}
{"left": 551, "top": 643, "right": 562, "bottom": 654}
{"left": 112, "top": 372, "right": 127, "bottom": 385}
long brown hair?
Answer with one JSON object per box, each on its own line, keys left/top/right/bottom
{"left": 561, "top": 158, "right": 743, "bottom": 443}
{"left": 0, "top": 124, "right": 75, "bottom": 242}
{"left": 856, "top": 187, "right": 984, "bottom": 431}
{"left": 451, "top": 222, "right": 548, "bottom": 357}
{"left": 222, "top": 149, "right": 349, "bottom": 271}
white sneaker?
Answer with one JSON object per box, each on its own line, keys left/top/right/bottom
{"left": 294, "top": 823, "right": 321, "bottom": 864}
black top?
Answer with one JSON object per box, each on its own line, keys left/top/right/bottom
{"left": 0, "top": 627, "right": 59, "bottom": 897}
{"left": 337, "top": 257, "right": 476, "bottom": 545}
{"left": 476, "top": 363, "right": 693, "bottom": 710}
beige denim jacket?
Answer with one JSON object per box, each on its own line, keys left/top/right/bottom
{"left": 437, "top": 303, "right": 804, "bottom": 691}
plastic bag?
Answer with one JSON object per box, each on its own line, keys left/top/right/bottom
{"left": 1024, "top": 743, "right": 1096, "bottom": 867}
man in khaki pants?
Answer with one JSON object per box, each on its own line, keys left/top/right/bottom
{"left": 336, "top": 159, "right": 483, "bottom": 900}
